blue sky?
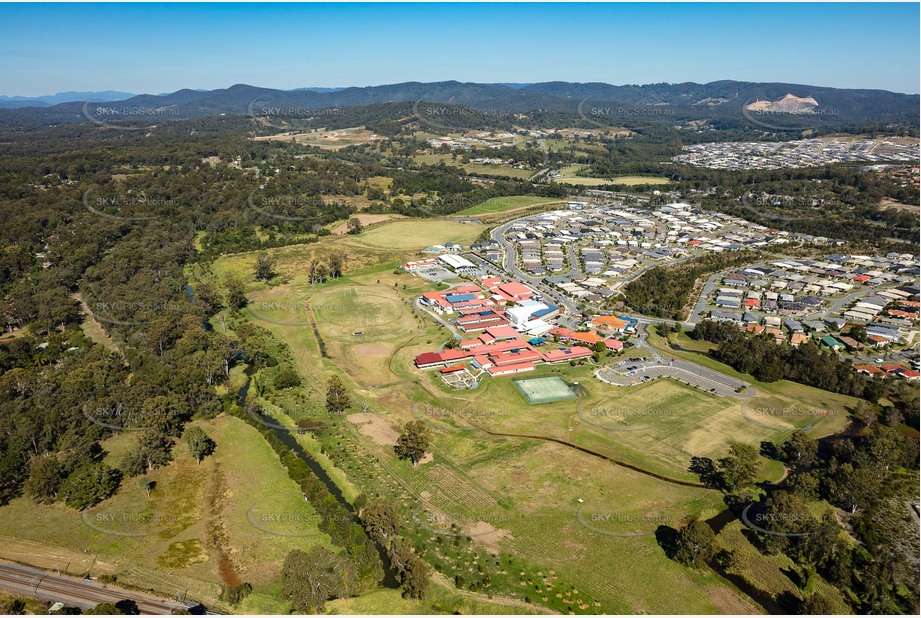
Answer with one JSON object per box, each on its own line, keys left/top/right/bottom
{"left": 1, "top": 2, "right": 918, "bottom": 96}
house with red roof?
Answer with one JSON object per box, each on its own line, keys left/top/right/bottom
{"left": 456, "top": 310, "right": 510, "bottom": 332}
{"left": 483, "top": 325, "right": 521, "bottom": 340}
{"left": 487, "top": 362, "right": 536, "bottom": 376}
{"left": 569, "top": 330, "right": 603, "bottom": 346}
{"left": 493, "top": 282, "right": 536, "bottom": 302}
{"left": 471, "top": 355, "right": 493, "bottom": 369}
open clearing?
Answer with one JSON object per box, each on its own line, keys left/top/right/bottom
{"left": 456, "top": 196, "right": 562, "bottom": 216}
{"left": 331, "top": 213, "right": 404, "bottom": 234}
{"left": 0, "top": 416, "right": 328, "bottom": 611}
{"left": 880, "top": 197, "right": 919, "bottom": 212}
{"left": 337, "top": 219, "right": 485, "bottom": 251}
{"left": 554, "top": 165, "right": 672, "bottom": 187}
{"left": 413, "top": 154, "right": 534, "bottom": 179}
{"left": 254, "top": 126, "right": 382, "bottom": 150}
{"left": 348, "top": 412, "right": 400, "bottom": 446}
{"left": 609, "top": 175, "right": 672, "bottom": 185}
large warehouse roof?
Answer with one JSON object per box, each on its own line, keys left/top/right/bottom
{"left": 438, "top": 254, "right": 476, "bottom": 269}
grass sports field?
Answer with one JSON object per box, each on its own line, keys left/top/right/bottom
{"left": 513, "top": 376, "right": 578, "bottom": 404}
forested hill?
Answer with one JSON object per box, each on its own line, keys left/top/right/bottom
{"left": 0, "top": 80, "right": 917, "bottom": 130}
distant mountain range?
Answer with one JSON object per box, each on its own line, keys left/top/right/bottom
{"left": 0, "top": 80, "right": 916, "bottom": 127}
{"left": 0, "top": 91, "right": 136, "bottom": 109}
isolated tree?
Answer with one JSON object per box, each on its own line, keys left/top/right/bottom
{"left": 717, "top": 442, "right": 760, "bottom": 492}
{"left": 395, "top": 421, "right": 431, "bottom": 466}
{"left": 221, "top": 582, "right": 253, "bottom": 605}
{"left": 673, "top": 518, "right": 716, "bottom": 568}
{"left": 274, "top": 367, "right": 302, "bottom": 390}
{"left": 346, "top": 217, "right": 364, "bottom": 235}
{"left": 184, "top": 426, "right": 216, "bottom": 464}
{"left": 254, "top": 252, "right": 276, "bottom": 281}
{"left": 849, "top": 325, "right": 867, "bottom": 343}
{"left": 307, "top": 256, "right": 330, "bottom": 284}
{"left": 224, "top": 275, "right": 248, "bottom": 311}
{"left": 23, "top": 454, "right": 66, "bottom": 503}
{"left": 327, "top": 251, "right": 344, "bottom": 278}
{"left": 325, "top": 375, "right": 351, "bottom": 414}
{"left": 122, "top": 430, "right": 173, "bottom": 476}
{"left": 138, "top": 477, "right": 156, "bottom": 498}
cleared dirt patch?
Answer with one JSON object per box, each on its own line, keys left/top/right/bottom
{"left": 254, "top": 127, "right": 382, "bottom": 150}
{"left": 332, "top": 214, "right": 403, "bottom": 234}
{"left": 352, "top": 342, "right": 390, "bottom": 357}
{"left": 880, "top": 198, "right": 919, "bottom": 212}
{"left": 705, "top": 584, "right": 760, "bottom": 615}
{"left": 465, "top": 520, "right": 513, "bottom": 555}
{"left": 348, "top": 412, "right": 400, "bottom": 446}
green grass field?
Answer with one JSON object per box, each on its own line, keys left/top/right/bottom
{"left": 609, "top": 175, "right": 672, "bottom": 185}
{"left": 552, "top": 165, "right": 671, "bottom": 187}
{"left": 0, "top": 416, "right": 329, "bottom": 611}
{"left": 192, "top": 227, "right": 862, "bottom": 613}
{"left": 456, "top": 196, "right": 561, "bottom": 216}
{"left": 207, "top": 254, "right": 760, "bottom": 612}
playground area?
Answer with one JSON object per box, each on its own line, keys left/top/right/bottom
{"left": 440, "top": 366, "right": 480, "bottom": 389}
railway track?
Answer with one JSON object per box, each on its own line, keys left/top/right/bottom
{"left": 0, "top": 562, "right": 196, "bottom": 614}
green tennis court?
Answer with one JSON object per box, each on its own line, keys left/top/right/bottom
{"left": 513, "top": 376, "right": 578, "bottom": 404}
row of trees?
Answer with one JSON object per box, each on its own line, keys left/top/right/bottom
{"left": 622, "top": 251, "right": 761, "bottom": 320}
{"left": 690, "top": 320, "right": 879, "bottom": 399}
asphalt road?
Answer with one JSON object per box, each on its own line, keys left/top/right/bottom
{"left": 0, "top": 561, "right": 198, "bottom": 614}
{"left": 596, "top": 357, "right": 750, "bottom": 397}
